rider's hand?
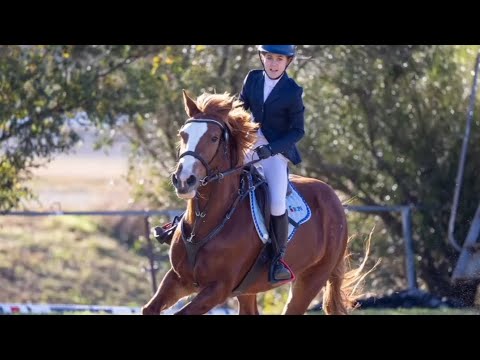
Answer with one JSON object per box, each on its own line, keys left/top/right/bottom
{"left": 255, "top": 145, "right": 273, "bottom": 160}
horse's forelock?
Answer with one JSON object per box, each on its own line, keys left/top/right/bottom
{"left": 196, "top": 93, "right": 233, "bottom": 118}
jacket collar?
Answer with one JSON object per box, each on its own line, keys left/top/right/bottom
{"left": 262, "top": 71, "right": 289, "bottom": 105}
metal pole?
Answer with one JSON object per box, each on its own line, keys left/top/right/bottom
{"left": 401, "top": 207, "right": 418, "bottom": 291}
{"left": 448, "top": 52, "right": 480, "bottom": 252}
{"left": 144, "top": 216, "right": 158, "bottom": 294}
{"left": 451, "top": 202, "right": 480, "bottom": 281}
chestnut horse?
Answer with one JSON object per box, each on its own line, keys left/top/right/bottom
{"left": 142, "top": 90, "right": 365, "bottom": 315}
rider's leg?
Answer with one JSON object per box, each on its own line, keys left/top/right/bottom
{"left": 261, "top": 154, "right": 293, "bottom": 283}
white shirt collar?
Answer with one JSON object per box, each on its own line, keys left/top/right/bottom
{"left": 263, "top": 72, "right": 283, "bottom": 102}
{"left": 263, "top": 71, "right": 282, "bottom": 88}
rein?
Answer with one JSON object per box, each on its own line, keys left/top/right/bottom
{"left": 200, "top": 158, "right": 261, "bottom": 186}
{"left": 180, "top": 162, "right": 265, "bottom": 278}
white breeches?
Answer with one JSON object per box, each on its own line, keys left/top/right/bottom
{"left": 244, "top": 130, "right": 289, "bottom": 216}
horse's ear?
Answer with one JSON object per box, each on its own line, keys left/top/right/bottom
{"left": 183, "top": 89, "right": 201, "bottom": 118}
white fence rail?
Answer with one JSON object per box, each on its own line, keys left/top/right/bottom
{"left": 0, "top": 302, "right": 236, "bottom": 315}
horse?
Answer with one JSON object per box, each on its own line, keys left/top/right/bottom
{"left": 142, "top": 90, "right": 366, "bottom": 315}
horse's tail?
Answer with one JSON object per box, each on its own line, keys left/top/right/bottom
{"left": 323, "top": 228, "right": 377, "bottom": 315}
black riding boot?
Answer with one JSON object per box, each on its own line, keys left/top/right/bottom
{"left": 269, "top": 212, "right": 293, "bottom": 284}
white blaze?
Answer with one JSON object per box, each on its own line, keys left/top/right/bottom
{"left": 178, "top": 122, "right": 208, "bottom": 182}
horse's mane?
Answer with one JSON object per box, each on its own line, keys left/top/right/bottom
{"left": 195, "top": 92, "right": 259, "bottom": 167}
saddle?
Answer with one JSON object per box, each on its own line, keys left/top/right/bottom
{"left": 243, "top": 164, "right": 292, "bottom": 241}
{"left": 245, "top": 164, "right": 272, "bottom": 237}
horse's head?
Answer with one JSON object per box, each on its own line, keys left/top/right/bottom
{"left": 172, "top": 90, "right": 258, "bottom": 199}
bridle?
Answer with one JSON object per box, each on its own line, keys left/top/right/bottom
{"left": 177, "top": 118, "right": 230, "bottom": 183}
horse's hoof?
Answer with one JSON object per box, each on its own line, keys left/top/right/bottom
{"left": 141, "top": 306, "right": 158, "bottom": 315}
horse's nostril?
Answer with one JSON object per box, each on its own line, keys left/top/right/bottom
{"left": 172, "top": 174, "right": 178, "bottom": 186}
{"left": 186, "top": 175, "right": 196, "bottom": 186}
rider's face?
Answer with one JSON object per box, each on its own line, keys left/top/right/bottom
{"left": 261, "top": 52, "right": 289, "bottom": 79}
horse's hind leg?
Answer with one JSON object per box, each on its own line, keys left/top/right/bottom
{"left": 237, "top": 294, "right": 259, "bottom": 315}
{"left": 282, "top": 262, "right": 334, "bottom": 315}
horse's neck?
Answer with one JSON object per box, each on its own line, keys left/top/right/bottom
{"left": 184, "top": 174, "right": 240, "bottom": 233}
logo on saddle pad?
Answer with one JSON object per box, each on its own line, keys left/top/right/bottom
{"left": 289, "top": 205, "right": 304, "bottom": 213}
{"left": 249, "top": 179, "right": 311, "bottom": 244}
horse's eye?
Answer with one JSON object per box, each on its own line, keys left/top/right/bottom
{"left": 211, "top": 136, "right": 219, "bottom": 143}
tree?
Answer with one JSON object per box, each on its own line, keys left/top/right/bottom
{"left": 0, "top": 45, "right": 164, "bottom": 211}
{"left": 298, "top": 45, "right": 480, "bottom": 303}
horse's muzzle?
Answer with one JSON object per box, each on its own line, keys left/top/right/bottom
{"left": 172, "top": 173, "right": 198, "bottom": 195}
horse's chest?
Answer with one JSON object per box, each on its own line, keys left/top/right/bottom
{"left": 170, "top": 241, "right": 192, "bottom": 276}
{"left": 170, "top": 239, "right": 227, "bottom": 283}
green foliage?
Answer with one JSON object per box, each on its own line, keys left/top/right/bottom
{"left": 258, "top": 286, "right": 291, "bottom": 314}
{"left": 299, "top": 46, "right": 480, "bottom": 298}
{"left": 0, "top": 45, "right": 164, "bottom": 211}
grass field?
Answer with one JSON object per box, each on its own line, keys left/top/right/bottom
{"left": 0, "top": 215, "right": 154, "bottom": 306}
{"left": 1, "top": 151, "right": 154, "bottom": 307}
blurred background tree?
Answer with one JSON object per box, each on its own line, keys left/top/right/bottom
{"left": 297, "top": 45, "right": 480, "bottom": 303}
{"left": 0, "top": 45, "right": 165, "bottom": 211}
{"left": 2, "top": 45, "right": 479, "bottom": 305}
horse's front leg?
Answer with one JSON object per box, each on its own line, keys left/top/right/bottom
{"left": 174, "top": 282, "right": 230, "bottom": 315}
{"left": 142, "top": 269, "right": 192, "bottom": 315}
{"left": 237, "top": 294, "right": 259, "bottom": 315}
